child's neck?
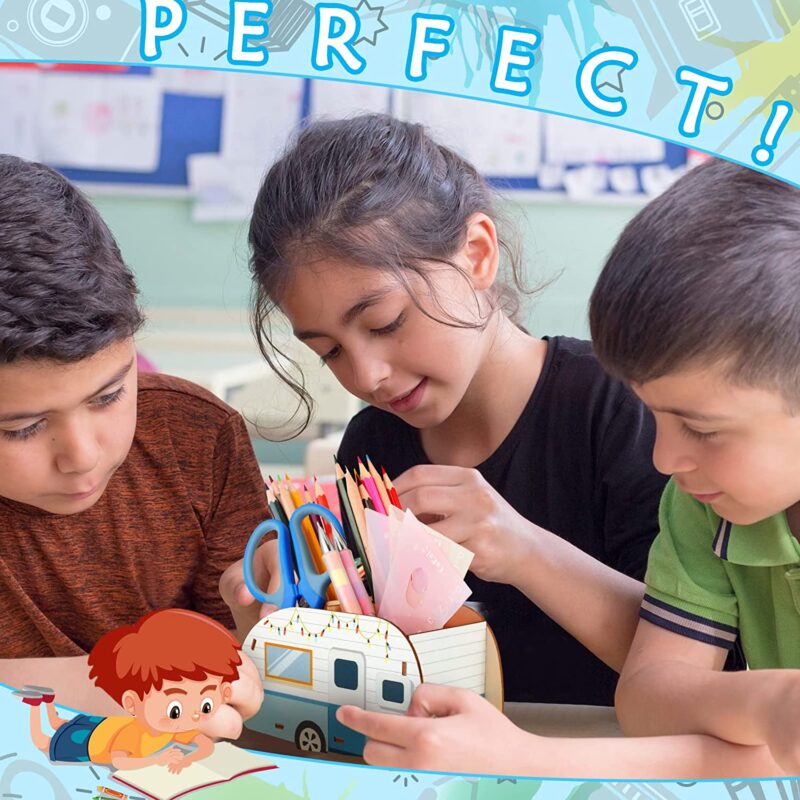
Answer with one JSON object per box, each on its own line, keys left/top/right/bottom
{"left": 420, "top": 316, "right": 547, "bottom": 467}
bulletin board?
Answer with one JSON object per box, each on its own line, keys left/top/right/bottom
{"left": 0, "top": 65, "right": 688, "bottom": 211}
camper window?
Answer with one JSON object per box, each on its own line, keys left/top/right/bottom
{"left": 265, "top": 643, "right": 313, "bottom": 686}
{"left": 381, "top": 679, "right": 405, "bottom": 705}
{"left": 333, "top": 658, "right": 359, "bottom": 690}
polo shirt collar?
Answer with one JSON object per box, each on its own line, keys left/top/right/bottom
{"left": 713, "top": 513, "right": 800, "bottom": 566}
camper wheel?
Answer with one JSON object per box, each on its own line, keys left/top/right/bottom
{"left": 295, "top": 721, "right": 326, "bottom": 753}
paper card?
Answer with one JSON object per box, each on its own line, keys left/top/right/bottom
{"left": 363, "top": 508, "right": 392, "bottom": 604}
{"left": 398, "top": 510, "right": 474, "bottom": 578}
{"left": 377, "top": 512, "right": 472, "bottom": 635}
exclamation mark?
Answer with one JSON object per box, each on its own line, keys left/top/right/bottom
{"left": 752, "top": 101, "right": 793, "bottom": 166}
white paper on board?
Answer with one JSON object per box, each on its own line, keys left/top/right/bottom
{"left": 38, "top": 73, "right": 162, "bottom": 172}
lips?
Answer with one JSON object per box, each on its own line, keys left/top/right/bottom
{"left": 387, "top": 379, "right": 427, "bottom": 414}
{"left": 63, "top": 483, "right": 101, "bottom": 501}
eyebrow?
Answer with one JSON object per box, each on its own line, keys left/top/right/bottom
{"left": 295, "top": 290, "right": 392, "bottom": 341}
{"left": 0, "top": 357, "right": 134, "bottom": 424}
{"left": 164, "top": 688, "right": 188, "bottom": 696}
{"left": 652, "top": 406, "right": 730, "bottom": 423}
{"left": 201, "top": 684, "right": 217, "bottom": 693}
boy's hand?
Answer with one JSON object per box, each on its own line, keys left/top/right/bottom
{"left": 155, "top": 747, "right": 184, "bottom": 766}
{"left": 394, "top": 465, "right": 537, "bottom": 585}
{"left": 336, "top": 684, "right": 531, "bottom": 774}
{"left": 219, "top": 537, "right": 281, "bottom": 640}
{"left": 167, "top": 755, "right": 190, "bottom": 774}
{"left": 198, "top": 654, "right": 263, "bottom": 740}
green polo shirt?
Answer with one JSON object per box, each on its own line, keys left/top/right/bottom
{"left": 642, "top": 479, "right": 800, "bottom": 668}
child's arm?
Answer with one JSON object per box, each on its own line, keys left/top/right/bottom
{"left": 167, "top": 734, "right": 215, "bottom": 774}
{"left": 337, "top": 684, "right": 785, "bottom": 779}
{"left": 0, "top": 656, "right": 122, "bottom": 715}
{"left": 110, "top": 747, "right": 185, "bottom": 771}
{"left": 394, "top": 464, "right": 644, "bottom": 671}
{"left": 616, "top": 620, "right": 800, "bottom": 771}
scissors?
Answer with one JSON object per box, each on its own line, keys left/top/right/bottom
{"left": 243, "top": 502, "right": 344, "bottom": 609}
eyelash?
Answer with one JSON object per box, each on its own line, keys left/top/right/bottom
{"left": 680, "top": 424, "right": 718, "bottom": 442}
{"left": 320, "top": 313, "right": 406, "bottom": 364}
{"left": 2, "top": 386, "right": 126, "bottom": 442}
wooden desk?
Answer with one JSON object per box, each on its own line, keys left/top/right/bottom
{"left": 236, "top": 702, "right": 622, "bottom": 764}
{"left": 505, "top": 702, "right": 622, "bottom": 738}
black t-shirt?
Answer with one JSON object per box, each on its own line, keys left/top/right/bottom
{"left": 337, "top": 336, "right": 668, "bottom": 705}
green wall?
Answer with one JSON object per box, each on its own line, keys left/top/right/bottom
{"left": 90, "top": 192, "right": 642, "bottom": 340}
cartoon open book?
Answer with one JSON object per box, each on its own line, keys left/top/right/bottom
{"left": 111, "top": 742, "right": 276, "bottom": 800}
{"left": 244, "top": 605, "right": 503, "bottom": 756}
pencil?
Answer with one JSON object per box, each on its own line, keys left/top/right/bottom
{"left": 319, "top": 531, "right": 361, "bottom": 613}
{"left": 381, "top": 467, "right": 403, "bottom": 509}
{"left": 358, "top": 458, "right": 386, "bottom": 514}
{"left": 366, "top": 455, "right": 392, "bottom": 514}
{"left": 359, "top": 483, "right": 375, "bottom": 512}
{"left": 279, "top": 477, "right": 334, "bottom": 601}
{"left": 96, "top": 788, "right": 127, "bottom": 800}
{"left": 336, "top": 462, "right": 373, "bottom": 594}
{"left": 266, "top": 486, "right": 289, "bottom": 525}
{"left": 344, "top": 465, "right": 370, "bottom": 550}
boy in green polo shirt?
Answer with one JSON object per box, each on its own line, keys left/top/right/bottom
{"left": 590, "top": 157, "right": 800, "bottom": 774}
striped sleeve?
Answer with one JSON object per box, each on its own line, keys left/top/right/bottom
{"left": 641, "top": 480, "right": 739, "bottom": 650}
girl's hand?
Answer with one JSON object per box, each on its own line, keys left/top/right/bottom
{"left": 393, "top": 464, "right": 537, "bottom": 585}
{"left": 219, "top": 538, "right": 281, "bottom": 641}
{"left": 336, "top": 684, "right": 533, "bottom": 774}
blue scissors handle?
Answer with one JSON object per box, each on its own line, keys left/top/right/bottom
{"left": 243, "top": 503, "right": 345, "bottom": 610}
{"left": 243, "top": 519, "right": 298, "bottom": 609}
{"left": 288, "top": 503, "right": 346, "bottom": 608}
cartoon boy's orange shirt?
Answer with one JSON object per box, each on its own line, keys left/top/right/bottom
{"left": 88, "top": 716, "right": 199, "bottom": 763}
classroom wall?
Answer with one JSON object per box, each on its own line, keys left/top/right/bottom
{"left": 91, "top": 192, "right": 642, "bottom": 340}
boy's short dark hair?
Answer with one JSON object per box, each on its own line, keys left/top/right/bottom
{"left": 0, "top": 155, "right": 143, "bottom": 364}
{"left": 589, "top": 159, "right": 800, "bottom": 405}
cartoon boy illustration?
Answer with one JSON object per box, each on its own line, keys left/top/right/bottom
{"left": 15, "top": 609, "right": 242, "bottom": 773}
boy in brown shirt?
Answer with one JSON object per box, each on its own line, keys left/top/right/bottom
{"left": 0, "top": 155, "right": 272, "bottom": 735}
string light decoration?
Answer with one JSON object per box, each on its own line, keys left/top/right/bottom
{"left": 258, "top": 608, "right": 394, "bottom": 659}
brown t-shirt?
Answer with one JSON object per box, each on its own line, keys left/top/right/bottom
{"left": 0, "top": 373, "right": 268, "bottom": 658}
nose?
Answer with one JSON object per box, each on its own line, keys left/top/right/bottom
{"left": 348, "top": 348, "right": 391, "bottom": 397}
{"left": 652, "top": 423, "right": 696, "bottom": 477}
{"left": 192, "top": 712, "right": 201, "bottom": 721}
{"left": 54, "top": 416, "right": 101, "bottom": 476}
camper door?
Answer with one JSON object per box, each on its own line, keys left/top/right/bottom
{"left": 328, "top": 648, "right": 366, "bottom": 708}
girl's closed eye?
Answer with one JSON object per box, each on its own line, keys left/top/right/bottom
{"left": 370, "top": 312, "right": 406, "bottom": 336}
{"left": 91, "top": 386, "right": 126, "bottom": 407}
{"left": 320, "top": 344, "right": 342, "bottom": 364}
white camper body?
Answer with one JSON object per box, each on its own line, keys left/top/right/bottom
{"left": 244, "top": 606, "right": 501, "bottom": 755}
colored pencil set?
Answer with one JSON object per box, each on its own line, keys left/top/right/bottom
{"left": 265, "top": 456, "right": 401, "bottom": 617}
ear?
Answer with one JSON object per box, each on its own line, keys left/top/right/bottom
{"left": 221, "top": 683, "right": 233, "bottom": 704}
{"left": 121, "top": 690, "right": 138, "bottom": 716}
{"left": 460, "top": 213, "right": 500, "bottom": 291}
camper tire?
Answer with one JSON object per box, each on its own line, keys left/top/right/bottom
{"left": 295, "top": 721, "right": 326, "bottom": 753}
